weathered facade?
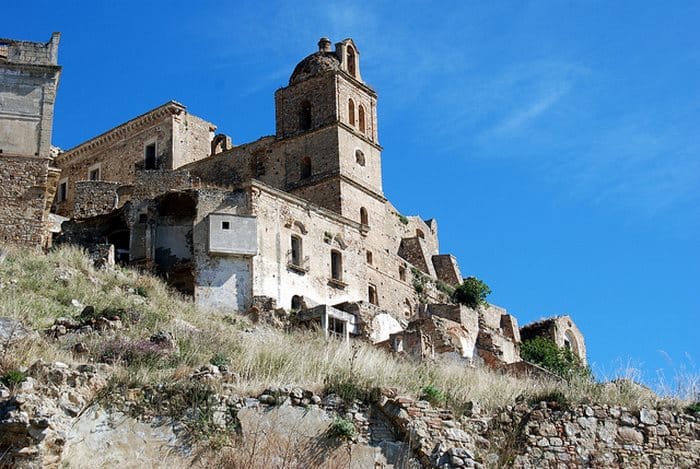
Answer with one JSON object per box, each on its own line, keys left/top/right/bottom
{"left": 520, "top": 315, "right": 587, "bottom": 364}
{"left": 0, "top": 33, "right": 62, "bottom": 248}
{"left": 50, "top": 36, "right": 587, "bottom": 369}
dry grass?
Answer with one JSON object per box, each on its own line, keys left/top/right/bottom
{"left": 0, "top": 244, "right": 693, "bottom": 415}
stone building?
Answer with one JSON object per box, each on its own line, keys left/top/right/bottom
{"left": 520, "top": 315, "right": 587, "bottom": 364}
{"left": 47, "top": 36, "right": 586, "bottom": 369}
{"left": 0, "top": 33, "right": 62, "bottom": 248}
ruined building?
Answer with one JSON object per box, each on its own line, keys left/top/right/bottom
{"left": 1, "top": 35, "right": 587, "bottom": 370}
{"left": 0, "top": 33, "right": 62, "bottom": 248}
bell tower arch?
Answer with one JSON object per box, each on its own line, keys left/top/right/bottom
{"left": 273, "top": 38, "right": 384, "bottom": 218}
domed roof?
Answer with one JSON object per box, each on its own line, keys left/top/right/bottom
{"left": 289, "top": 51, "right": 340, "bottom": 85}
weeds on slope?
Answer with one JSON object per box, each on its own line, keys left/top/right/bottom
{"left": 0, "top": 244, "right": 693, "bottom": 418}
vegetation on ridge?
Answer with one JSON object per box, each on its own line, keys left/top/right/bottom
{"left": 0, "top": 244, "right": 695, "bottom": 429}
{"left": 452, "top": 276, "right": 491, "bottom": 308}
{"left": 520, "top": 336, "right": 592, "bottom": 380}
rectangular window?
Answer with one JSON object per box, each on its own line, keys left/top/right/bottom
{"left": 331, "top": 250, "right": 342, "bottom": 281}
{"left": 368, "top": 284, "right": 378, "bottom": 305}
{"left": 291, "top": 235, "right": 302, "bottom": 266}
{"left": 221, "top": 221, "right": 230, "bottom": 230}
{"left": 57, "top": 179, "right": 68, "bottom": 202}
{"left": 87, "top": 164, "right": 101, "bottom": 181}
{"left": 328, "top": 317, "right": 346, "bottom": 338}
{"left": 144, "top": 143, "right": 157, "bottom": 170}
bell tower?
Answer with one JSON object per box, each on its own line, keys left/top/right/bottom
{"left": 274, "top": 38, "right": 384, "bottom": 218}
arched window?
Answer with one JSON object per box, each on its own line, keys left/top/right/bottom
{"left": 347, "top": 45, "right": 356, "bottom": 77}
{"left": 331, "top": 250, "right": 343, "bottom": 281}
{"left": 348, "top": 99, "right": 355, "bottom": 127}
{"left": 358, "top": 105, "right": 366, "bottom": 134}
{"left": 299, "top": 101, "right": 312, "bottom": 131}
{"left": 301, "top": 156, "right": 312, "bottom": 179}
{"left": 416, "top": 228, "right": 425, "bottom": 239}
{"left": 360, "top": 207, "right": 368, "bottom": 225}
{"left": 399, "top": 265, "right": 406, "bottom": 282}
{"left": 355, "top": 149, "right": 365, "bottom": 166}
{"left": 404, "top": 299, "right": 412, "bottom": 318}
{"left": 291, "top": 295, "right": 302, "bottom": 311}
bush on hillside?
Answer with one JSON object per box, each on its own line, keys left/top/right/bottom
{"left": 451, "top": 277, "right": 491, "bottom": 308}
{"left": 520, "top": 336, "right": 592, "bottom": 380}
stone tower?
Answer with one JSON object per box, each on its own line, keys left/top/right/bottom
{"left": 0, "top": 33, "right": 62, "bottom": 248}
{"left": 274, "top": 38, "right": 384, "bottom": 223}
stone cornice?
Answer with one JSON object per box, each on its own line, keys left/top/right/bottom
{"left": 55, "top": 101, "right": 186, "bottom": 163}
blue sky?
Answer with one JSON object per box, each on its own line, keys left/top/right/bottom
{"left": 6, "top": 1, "right": 699, "bottom": 391}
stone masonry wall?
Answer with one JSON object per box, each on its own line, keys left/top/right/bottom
{"left": 0, "top": 155, "right": 53, "bottom": 247}
{"left": 485, "top": 402, "right": 700, "bottom": 468}
{"left": 73, "top": 181, "right": 121, "bottom": 219}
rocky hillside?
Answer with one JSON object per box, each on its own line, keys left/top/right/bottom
{"left": 1, "top": 245, "right": 698, "bottom": 468}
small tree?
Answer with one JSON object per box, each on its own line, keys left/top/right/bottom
{"left": 520, "top": 336, "right": 592, "bottom": 380}
{"left": 452, "top": 276, "right": 491, "bottom": 308}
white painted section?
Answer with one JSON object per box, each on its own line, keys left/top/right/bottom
{"left": 369, "top": 313, "right": 403, "bottom": 343}
{"left": 195, "top": 256, "right": 251, "bottom": 312}
{"left": 208, "top": 213, "right": 257, "bottom": 256}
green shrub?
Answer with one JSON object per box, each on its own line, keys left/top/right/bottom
{"left": 520, "top": 337, "right": 592, "bottom": 380}
{"left": 685, "top": 402, "right": 700, "bottom": 414}
{"left": 397, "top": 214, "right": 409, "bottom": 225}
{"left": 329, "top": 417, "right": 356, "bottom": 440}
{"left": 1, "top": 369, "right": 27, "bottom": 388}
{"left": 210, "top": 352, "right": 230, "bottom": 367}
{"left": 421, "top": 384, "right": 446, "bottom": 406}
{"left": 451, "top": 277, "right": 491, "bottom": 308}
{"left": 411, "top": 267, "right": 427, "bottom": 295}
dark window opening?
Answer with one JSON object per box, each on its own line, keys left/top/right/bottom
{"left": 291, "top": 295, "right": 302, "bottom": 311}
{"left": 291, "top": 235, "right": 302, "bottom": 266}
{"left": 366, "top": 251, "right": 373, "bottom": 265}
{"left": 89, "top": 167, "right": 100, "bottom": 181}
{"left": 399, "top": 266, "right": 407, "bottom": 282}
{"left": 358, "top": 105, "right": 366, "bottom": 134}
{"left": 348, "top": 99, "right": 355, "bottom": 126}
{"left": 360, "top": 207, "right": 368, "bottom": 225}
{"left": 222, "top": 221, "right": 230, "bottom": 230}
{"left": 299, "top": 101, "right": 312, "bottom": 131}
{"left": 404, "top": 299, "right": 412, "bottom": 318}
{"left": 138, "top": 213, "right": 148, "bottom": 224}
{"left": 329, "top": 316, "right": 346, "bottom": 338}
{"left": 355, "top": 149, "right": 365, "bottom": 166}
{"left": 301, "top": 156, "right": 312, "bottom": 179}
{"left": 368, "top": 285, "right": 378, "bottom": 305}
{"left": 58, "top": 182, "right": 67, "bottom": 202}
{"left": 416, "top": 229, "right": 425, "bottom": 239}
{"left": 331, "top": 250, "right": 342, "bottom": 281}
{"left": 144, "top": 143, "right": 157, "bottom": 170}
{"left": 347, "top": 45, "right": 356, "bottom": 77}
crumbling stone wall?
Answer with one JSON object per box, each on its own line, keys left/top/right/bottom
{"left": 73, "top": 181, "right": 121, "bottom": 219}
{"left": 0, "top": 156, "right": 58, "bottom": 247}
{"left": 132, "top": 169, "right": 197, "bottom": 200}
{"left": 485, "top": 402, "right": 700, "bottom": 468}
{"left": 520, "top": 315, "right": 587, "bottom": 364}
{"left": 53, "top": 102, "right": 213, "bottom": 217}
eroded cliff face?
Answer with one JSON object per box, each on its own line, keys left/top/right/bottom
{"left": 1, "top": 360, "right": 698, "bottom": 469}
